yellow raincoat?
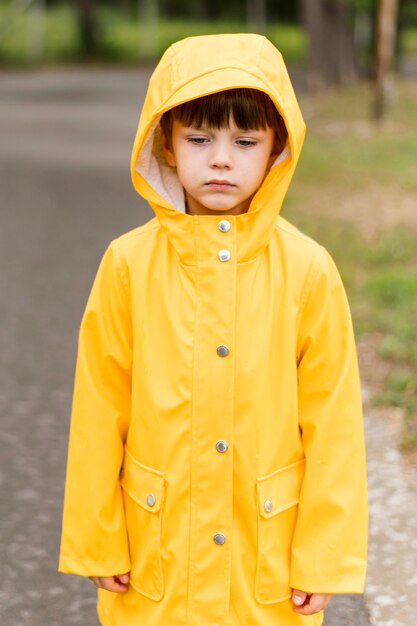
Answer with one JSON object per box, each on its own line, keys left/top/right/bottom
{"left": 59, "top": 34, "right": 368, "bottom": 626}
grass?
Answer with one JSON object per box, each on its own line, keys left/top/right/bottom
{"left": 282, "top": 79, "right": 417, "bottom": 453}
{"left": 293, "top": 83, "right": 417, "bottom": 192}
{"left": 402, "top": 27, "right": 417, "bottom": 55}
{"left": 0, "top": 3, "right": 307, "bottom": 65}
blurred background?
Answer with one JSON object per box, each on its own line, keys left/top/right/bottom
{"left": 1, "top": 1, "right": 417, "bottom": 625}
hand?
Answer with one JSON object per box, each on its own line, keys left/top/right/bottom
{"left": 292, "top": 589, "right": 332, "bottom": 615}
{"left": 88, "top": 572, "right": 130, "bottom": 593}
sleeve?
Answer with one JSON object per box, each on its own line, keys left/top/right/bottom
{"left": 58, "top": 241, "right": 132, "bottom": 577}
{"left": 290, "top": 247, "right": 368, "bottom": 594}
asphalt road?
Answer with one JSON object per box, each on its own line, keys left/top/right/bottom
{"left": 0, "top": 67, "right": 371, "bottom": 626}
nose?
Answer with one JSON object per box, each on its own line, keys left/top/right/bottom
{"left": 208, "top": 140, "right": 232, "bottom": 169}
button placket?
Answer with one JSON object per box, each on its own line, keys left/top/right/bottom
{"left": 198, "top": 217, "right": 233, "bottom": 599}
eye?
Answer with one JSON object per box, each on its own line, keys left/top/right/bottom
{"left": 236, "top": 139, "right": 257, "bottom": 147}
{"left": 187, "top": 136, "right": 209, "bottom": 144}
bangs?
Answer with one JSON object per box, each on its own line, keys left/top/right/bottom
{"left": 160, "top": 88, "right": 288, "bottom": 152}
{"left": 172, "top": 89, "right": 281, "bottom": 130}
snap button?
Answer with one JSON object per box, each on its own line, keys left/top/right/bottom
{"left": 264, "top": 499, "right": 273, "bottom": 513}
{"left": 147, "top": 493, "right": 156, "bottom": 507}
{"left": 216, "top": 345, "right": 229, "bottom": 357}
{"left": 213, "top": 533, "right": 226, "bottom": 545}
{"left": 218, "top": 249, "right": 231, "bottom": 262}
{"left": 216, "top": 440, "right": 228, "bottom": 453}
{"left": 218, "top": 219, "right": 231, "bottom": 233}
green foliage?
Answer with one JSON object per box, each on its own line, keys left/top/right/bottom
{"left": 402, "top": 28, "right": 417, "bottom": 55}
{"left": 0, "top": 3, "right": 79, "bottom": 63}
{"left": 72, "top": 0, "right": 299, "bottom": 22}
{"left": 44, "top": 4, "right": 79, "bottom": 60}
{"left": 1, "top": 1, "right": 417, "bottom": 65}
{"left": 0, "top": 3, "right": 307, "bottom": 64}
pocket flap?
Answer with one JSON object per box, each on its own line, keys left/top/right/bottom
{"left": 120, "top": 448, "right": 166, "bottom": 513}
{"left": 256, "top": 459, "right": 305, "bottom": 519}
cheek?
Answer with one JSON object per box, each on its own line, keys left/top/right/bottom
{"left": 247, "top": 161, "right": 269, "bottom": 187}
{"left": 257, "top": 151, "right": 274, "bottom": 179}
{"left": 240, "top": 151, "right": 271, "bottom": 182}
{"left": 175, "top": 160, "right": 196, "bottom": 190}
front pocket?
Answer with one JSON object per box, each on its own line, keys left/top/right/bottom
{"left": 120, "top": 448, "right": 166, "bottom": 601}
{"left": 254, "top": 458, "right": 305, "bottom": 604}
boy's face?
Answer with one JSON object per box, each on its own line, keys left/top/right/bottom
{"left": 162, "top": 119, "right": 278, "bottom": 216}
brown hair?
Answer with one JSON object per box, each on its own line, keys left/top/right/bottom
{"left": 160, "top": 88, "right": 288, "bottom": 154}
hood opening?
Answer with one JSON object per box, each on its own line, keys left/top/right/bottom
{"left": 131, "top": 34, "right": 306, "bottom": 224}
{"left": 135, "top": 113, "right": 292, "bottom": 215}
{"left": 136, "top": 118, "right": 186, "bottom": 213}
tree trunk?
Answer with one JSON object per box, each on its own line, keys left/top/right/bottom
{"left": 26, "top": 0, "right": 46, "bottom": 63}
{"left": 301, "top": 0, "right": 357, "bottom": 88}
{"left": 334, "top": 0, "right": 357, "bottom": 83}
{"left": 374, "top": 0, "right": 399, "bottom": 120}
{"left": 246, "top": 0, "right": 267, "bottom": 33}
{"left": 189, "top": 0, "right": 209, "bottom": 20}
{"left": 138, "top": 0, "right": 158, "bottom": 60}
{"left": 76, "top": 0, "right": 96, "bottom": 59}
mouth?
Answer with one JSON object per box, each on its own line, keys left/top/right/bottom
{"left": 205, "top": 179, "right": 236, "bottom": 191}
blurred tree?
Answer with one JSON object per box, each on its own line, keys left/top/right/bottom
{"left": 300, "top": 0, "right": 357, "bottom": 87}
{"left": 187, "top": 0, "right": 209, "bottom": 19}
{"left": 157, "top": 0, "right": 298, "bottom": 21}
{"left": 138, "top": 0, "right": 158, "bottom": 58}
{"left": 75, "top": 0, "right": 96, "bottom": 58}
{"left": 396, "top": 0, "right": 416, "bottom": 63}
{"left": 27, "top": 0, "right": 45, "bottom": 62}
{"left": 247, "top": 0, "right": 267, "bottom": 32}
{"left": 374, "top": 0, "right": 399, "bottom": 120}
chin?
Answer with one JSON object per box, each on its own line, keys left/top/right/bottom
{"left": 205, "top": 203, "right": 236, "bottom": 212}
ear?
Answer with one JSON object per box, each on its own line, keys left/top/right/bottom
{"left": 161, "top": 131, "right": 176, "bottom": 167}
{"left": 267, "top": 150, "right": 279, "bottom": 170}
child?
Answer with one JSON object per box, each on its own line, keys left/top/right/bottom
{"left": 59, "top": 34, "right": 368, "bottom": 626}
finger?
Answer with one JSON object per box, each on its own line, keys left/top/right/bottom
{"left": 116, "top": 572, "right": 130, "bottom": 585}
{"left": 292, "top": 589, "right": 308, "bottom": 607}
{"left": 103, "top": 576, "right": 129, "bottom": 593}
{"left": 91, "top": 576, "right": 129, "bottom": 593}
{"left": 294, "top": 593, "right": 331, "bottom": 615}
{"left": 309, "top": 594, "right": 329, "bottom": 612}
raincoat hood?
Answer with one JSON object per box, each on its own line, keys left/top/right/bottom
{"left": 130, "top": 33, "right": 306, "bottom": 263}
